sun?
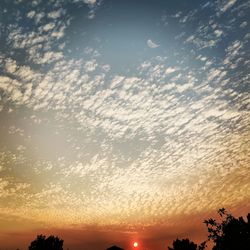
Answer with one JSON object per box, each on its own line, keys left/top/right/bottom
{"left": 133, "top": 242, "right": 139, "bottom": 248}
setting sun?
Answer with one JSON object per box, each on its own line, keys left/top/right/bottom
{"left": 133, "top": 242, "right": 139, "bottom": 248}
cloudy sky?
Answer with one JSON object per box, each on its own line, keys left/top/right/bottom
{"left": 0, "top": 0, "right": 249, "bottom": 249}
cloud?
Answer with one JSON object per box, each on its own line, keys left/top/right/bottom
{"left": 147, "top": 39, "right": 160, "bottom": 49}
{"left": 214, "top": 29, "right": 223, "bottom": 37}
{"left": 165, "top": 67, "right": 178, "bottom": 75}
{"left": 84, "top": 59, "right": 98, "bottom": 72}
{"left": 0, "top": 0, "right": 249, "bottom": 233}
{"left": 74, "top": 0, "right": 103, "bottom": 19}
{"left": 48, "top": 9, "right": 64, "bottom": 19}
{"left": 27, "top": 10, "right": 36, "bottom": 19}
{"left": 220, "top": 0, "right": 237, "bottom": 12}
{"left": 240, "top": 21, "right": 247, "bottom": 28}
{"left": 84, "top": 0, "right": 97, "bottom": 4}
{"left": 43, "top": 23, "right": 56, "bottom": 32}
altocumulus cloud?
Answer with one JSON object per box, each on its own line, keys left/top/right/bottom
{"left": 0, "top": 0, "right": 249, "bottom": 230}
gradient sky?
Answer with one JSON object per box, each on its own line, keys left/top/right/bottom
{"left": 0, "top": 0, "right": 250, "bottom": 249}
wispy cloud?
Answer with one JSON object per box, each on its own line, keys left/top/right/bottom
{"left": 220, "top": 0, "right": 237, "bottom": 12}
{"left": 147, "top": 39, "right": 160, "bottom": 49}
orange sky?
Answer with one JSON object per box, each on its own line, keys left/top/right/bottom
{"left": 1, "top": 204, "right": 249, "bottom": 250}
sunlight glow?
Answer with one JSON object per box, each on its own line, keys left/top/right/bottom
{"left": 133, "top": 242, "right": 139, "bottom": 248}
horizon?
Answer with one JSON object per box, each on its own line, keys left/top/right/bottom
{"left": 0, "top": 0, "right": 249, "bottom": 249}
{"left": 1, "top": 209, "right": 249, "bottom": 250}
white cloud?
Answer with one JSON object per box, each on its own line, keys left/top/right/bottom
{"left": 5, "top": 59, "right": 18, "bottom": 73}
{"left": 84, "top": 0, "right": 97, "bottom": 4}
{"left": 165, "top": 67, "right": 178, "bottom": 75}
{"left": 147, "top": 39, "right": 160, "bottom": 49}
{"left": 214, "top": 29, "right": 223, "bottom": 37}
{"left": 48, "top": 9, "right": 64, "bottom": 19}
{"left": 43, "top": 23, "right": 55, "bottom": 32}
{"left": 176, "top": 82, "right": 194, "bottom": 93}
{"left": 1, "top": 0, "right": 249, "bottom": 228}
{"left": 110, "top": 76, "right": 125, "bottom": 89}
{"left": 34, "top": 12, "right": 45, "bottom": 24}
{"left": 240, "top": 21, "right": 247, "bottom": 28}
{"left": 27, "top": 10, "right": 36, "bottom": 18}
{"left": 84, "top": 59, "right": 98, "bottom": 72}
{"left": 220, "top": 0, "right": 237, "bottom": 12}
{"left": 1, "top": 52, "right": 249, "bottom": 225}
{"left": 37, "top": 51, "right": 64, "bottom": 64}
{"left": 102, "top": 64, "right": 111, "bottom": 72}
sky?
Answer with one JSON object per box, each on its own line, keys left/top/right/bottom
{"left": 0, "top": 0, "right": 250, "bottom": 249}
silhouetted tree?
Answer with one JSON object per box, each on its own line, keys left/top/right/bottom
{"left": 28, "top": 235, "right": 63, "bottom": 250}
{"left": 106, "top": 246, "right": 124, "bottom": 250}
{"left": 204, "top": 208, "right": 250, "bottom": 250}
{"left": 168, "top": 238, "right": 206, "bottom": 250}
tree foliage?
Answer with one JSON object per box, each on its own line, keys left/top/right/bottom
{"left": 28, "top": 234, "right": 64, "bottom": 250}
{"left": 204, "top": 208, "right": 250, "bottom": 250}
{"left": 168, "top": 238, "right": 206, "bottom": 250}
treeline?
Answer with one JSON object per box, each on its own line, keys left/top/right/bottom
{"left": 26, "top": 208, "right": 250, "bottom": 250}
{"left": 169, "top": 208, "right": 250, "bottom": 250}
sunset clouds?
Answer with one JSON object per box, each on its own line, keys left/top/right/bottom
{"left": 0, "top": 0, "right": 249, "bottom": 249}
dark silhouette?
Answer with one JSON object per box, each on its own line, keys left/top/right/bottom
{"left": 25, "top": 208, "right": 250, "bottom": 250}
{"left": 28, "top": 235, "right": 64, "bottom": 250}
{"left": 168, "top": 238, "right": 206, "bottom": 250}
{"left": 106, "top": 246, "right": 124, "bottom": 250}
{"left": 204, "top": 208, "right": 250, "bottom": 250}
